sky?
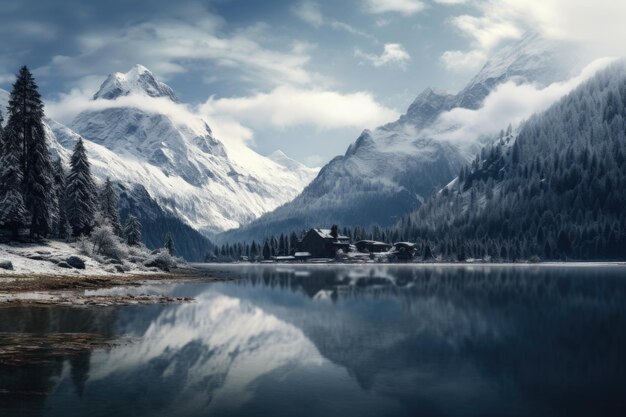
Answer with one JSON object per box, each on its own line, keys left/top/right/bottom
{"left": 1, "top": 0, "right": 625, "bottom": 167}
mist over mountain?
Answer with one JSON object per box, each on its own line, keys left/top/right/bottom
{"left": 0, "top": 66, "right": 318, "bottom": 259}
{"left": 69, "top": 65, "right": 318, "bottom": 234}
{"left": 396, "top": 61, "right": 626, "bottom": 261}
{"left": 220, "top": 32, "right": 584, "bottom": 243}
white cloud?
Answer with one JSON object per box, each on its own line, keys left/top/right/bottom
{"left": 433, "top": 0, "right": 468, "bottom": 5}
{"left": 355, "top": 43, "right": 411, "bottom": 68}
{"left": 45, "top": 88, "right": 257, "bottom": 148}
{"left": 199, "top": 85, "right": 398, "bottom": 131}
{"left": 46, "top": 81, "right": 398, "bottom": 160}
{"left": 440, "top": 0, "right": 626, "bottom": 74}
{"left": 431, "top": 57, "right": 615, "bottom": 143}
{"left": 47, "top": 90, "right": 199, "bottom": 127}
{"left": 440, "top": 49, "right": 487, "bottom": 73}
{"left": 293, "top": 0, "right": 376, "bottom": 39}
{"left": 0, "top": 20, "right": 57, "bottom": 40}
{"left": 36, "top": 11, "right": 316, "bottom": 88}
{"left": 364, "top": 0, "right": 426, "bottom": 15}
{"left": 292, "top": 1, "right": 324, "bottom": 27}
{"left": 451, "top": 14, "right": 522, "bottom": 51}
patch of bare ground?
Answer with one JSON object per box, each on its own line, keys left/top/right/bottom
{"left": 0, "top": 267, "right": 230, "bottom": 294}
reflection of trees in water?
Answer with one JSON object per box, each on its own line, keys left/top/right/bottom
{"left": 0, "top": 307, "right": 119, "bottom": 414}
{"left": 229, "top": 266, "right": 626, "bottom": 416}
{"left": 3, "top": 267, "right": 625, "bottom": 417}
{"left": 233, "top": 265, "right": 626, "bottom": 304}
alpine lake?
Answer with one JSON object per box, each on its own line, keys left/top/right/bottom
{"left": 2, "top": 263, "right": 626, "bottom": 417}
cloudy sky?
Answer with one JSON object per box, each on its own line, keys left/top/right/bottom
{"left": 1, "top": 0, "right": 624, "bottom": 166}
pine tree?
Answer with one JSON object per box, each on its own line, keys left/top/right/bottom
{"left": 557, "top": 229, "right": 571, "bottom": 259}
{"left": 66, "top": 138, "right": 97, "bottom": 236}
{"left": 164, "top": 232, "right": 175, "bottom": 256}
{"left": 5, "top": 66, "right": 55, "bottom": 237}
{"left": 99, "top": 177, "right": 122, "bottom": 235}
{"left": 51, "top": 158, "right": 67, "bottom": 238}
{"left": 124, "top": 215, "right": 142, "bottom": 246}
{"left": 250, "top": 241, "right": 258, "bottom": 259}
{"left": 0, "top": 124, "right": 28, "bottom": 237}
{"left": 262, "top": 240, "right": 271, "bottom": 260}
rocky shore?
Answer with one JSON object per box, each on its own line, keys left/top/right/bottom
{"left": 0, "top": 267, "right": 228, "bottom": 307}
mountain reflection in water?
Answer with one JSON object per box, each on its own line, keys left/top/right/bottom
{"left": 1, "top": 264, "right": 626, "bottom": 417}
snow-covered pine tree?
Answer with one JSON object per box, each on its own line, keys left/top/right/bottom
{"left": 5, "top": 66, "right": 55, "bottom": 237}
{"left": 124, "top": 215, "right": 142, "bottom": 246}
{"left": 0, "top": 124, "right": 28, "bottom": 237}
{"left": 99, "top": 177, "right": 122, "bottom": 236}
{"left": 66, "top": 138, "right": 97, "bottom": 236}
{"left": 0, "top": 109, "right": 5, "bottom": 196}
{"left": 51, "top": 158, "right": 68, "bottom": 238}
{"left": 164, "top": 232, "right": 175, "bottom": 256}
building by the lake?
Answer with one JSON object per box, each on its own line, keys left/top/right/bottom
{"left": 355, "top": 240, "right": 392, "bottom": 253}
{"left": 298, "top": 225, "right": 351, "bottom": 258}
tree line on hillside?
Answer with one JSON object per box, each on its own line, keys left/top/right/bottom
{"left": 0, "top": 66, "right": 158, "bottom": 251}
{"left": 395, "top": 62, "right": 626, "bottom": 261}
{"left": 219, "top": 63, "right": 626, "bottom": 263}
{"left": 209, "top": 225, "right": 402, "bottom": 262}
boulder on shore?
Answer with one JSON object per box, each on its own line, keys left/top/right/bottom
{"left": 144, "top": 259, "right": 170, "bottom": 272}
{"left": 0, "top": 261, "right": 13, "bottom": 270}
{"left": 66, "top": 256, "right": 86, "bottom": 270}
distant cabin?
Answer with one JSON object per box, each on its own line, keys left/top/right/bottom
{"left": 298, "top": 227, "right": 351, "bottom": 259}
{"left": 355, "top": 240, "right": 392, "bottom": 253}
{"left": 392, "top": 242, "right": 417, "bottom": 260}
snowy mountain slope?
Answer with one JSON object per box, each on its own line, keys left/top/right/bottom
{"left": 0, "top": 89, "right": 7, "bottom": 116}
{"left": 0, "top": 67, "right": 317, "bottom": 253}
{"left": 0, "top": 88, "right": 214, "bottom": 260}
{"left": 397, "top": 61, "right": 626, "bottom": 260}
{"left": 62, "top": 65, "right": 318, "bottom": 235}
{"left": 398, "top": 31, "right": 578, "bottom": 127}
{"left": 221, "top": 32, "right": 581, "bottom": 242}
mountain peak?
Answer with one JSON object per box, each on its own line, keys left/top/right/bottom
{"left": 93, "top": 64, "right": 178, "bottom": 102}
{"left": 459, "top": 30, "right": 580, "bottom": 107}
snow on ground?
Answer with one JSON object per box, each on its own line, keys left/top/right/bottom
{"left": 0, "top": 241, "right": 158, "bottom": 277}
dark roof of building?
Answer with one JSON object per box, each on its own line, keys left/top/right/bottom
{"left": 394, "top": 242, "right": 416, "bottom": 248}
{"left": 356, "top": 240, "right": 392, "bottom": 246}
{"left": 311, "top": 228, "right": 350, "bottom": 240}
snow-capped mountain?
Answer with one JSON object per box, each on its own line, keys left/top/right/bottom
{"left": 221, "top": 32, "right": 581, "bottom": 242}
{"left": 93, "top": 64, "right": 178, "bottom": 101}
{"left": 0, "top": 66, "right": 317, "bottom": 255}
{"left": 46, "top": 65, "right": 317, "bottom": 236}
{"left": 0, "top": 87, "right": 212, "bottom": 260}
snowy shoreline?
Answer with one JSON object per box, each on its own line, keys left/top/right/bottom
{"left": 0, "top": 240, "right": 180, "bottom": 277}
{"left": 0, "top": 239, "right": 222, "bottom": 307}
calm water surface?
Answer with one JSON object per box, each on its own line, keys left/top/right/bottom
{"left": 2, "top": 264, "right": 626, "bottom": 417}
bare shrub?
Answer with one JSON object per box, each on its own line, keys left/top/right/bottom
{"left": 89, "top": 224, "right": 128, "bottom": 261}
